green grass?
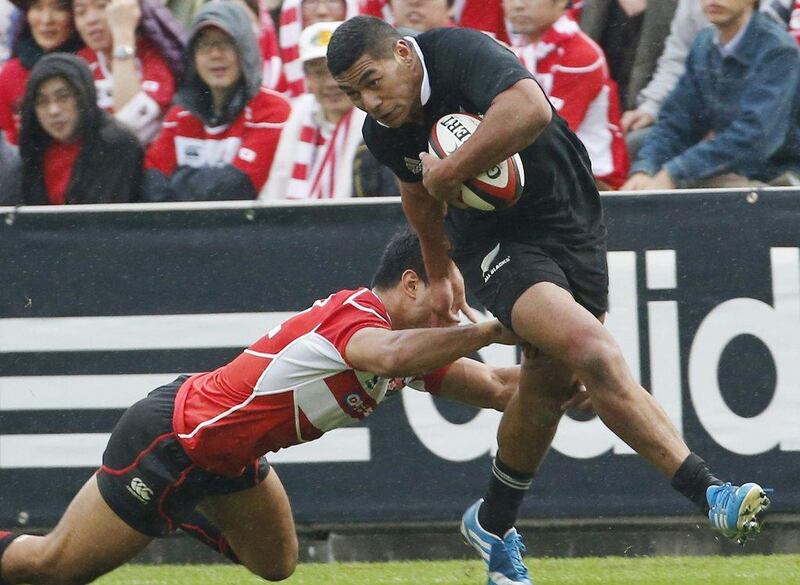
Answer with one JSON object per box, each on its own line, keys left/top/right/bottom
{"left": 94, "top": 555, "right": 800, "bottom": 585}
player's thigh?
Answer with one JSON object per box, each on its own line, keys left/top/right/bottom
{"left": 3, "top": 475, "right": 151, "bottom": 584}
{"left": 197, "top": 468, "right": 297, "bottom": 580}
{"left": 510, "top": 281, "right": 619, "bottom": 374}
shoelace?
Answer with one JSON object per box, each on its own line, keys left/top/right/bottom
{"left": 505, "top": 533, "right": 529, "bottom": 577}
{"left": 710, "top": 482, "right": 734, "bottom": 512}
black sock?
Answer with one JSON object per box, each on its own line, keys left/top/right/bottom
{"left": 670, "top": 453, "right": 723, "bottom": 514}
{"left": 0, "top": 532, "right": 20, "bottom": 585}
{"left": 477, "top": 457, "right": 534, "bottom": 538}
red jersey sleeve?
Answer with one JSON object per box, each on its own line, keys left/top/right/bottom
{"left": 405, "top": 364, "right": 452, "bottom": 395}
{"left": 232, "top": 89, "right": 291, "bottom": 191}
{"left": 548, "top": 40, "right": 605, "bottom": 132}
{"left": 144, "top": 106, "right": 181, "bottom": 175}
{"left": 316, "top": 290, "right": 392, "bottom": 365}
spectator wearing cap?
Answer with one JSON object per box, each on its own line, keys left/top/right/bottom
{"left": 623, "top": 0, "right": 800, "bottom": 190}
{"left": 73, "top": 0, "right": 184, "bottom": 144}
{"left": 263, "top": 20, "right": 374, "bottom": 199}
{"left": 506, "top": 0, "right": 629, "bottom": 189}
{"left": 143, "top": 1, "right": 290, "bottom": 201}
{"left": 13, "top": 53, "right": 142, "bottom": 204}
{"left": 278, "top": 0, "right": 356, "bottom": 96}
{"left": 0, "top": 0, "right": 83, "bottom": 145}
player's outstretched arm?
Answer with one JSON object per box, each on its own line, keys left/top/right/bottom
{"left": 345, "top": 321, "right": 518, "bottom": 378}
{"left": 436, "top": 358, "right": 519, "bottom": 412}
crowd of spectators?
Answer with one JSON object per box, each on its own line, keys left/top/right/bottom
{"left": 0, "top": 0, "right": 799, "bottom": 205}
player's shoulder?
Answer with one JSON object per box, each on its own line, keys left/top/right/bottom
{"left": 329, "top": 288, "right": 390, "bottom": 323}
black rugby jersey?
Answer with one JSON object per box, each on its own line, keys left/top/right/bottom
{"left": 363, "top": 27, "right": 606, "bottom": 252}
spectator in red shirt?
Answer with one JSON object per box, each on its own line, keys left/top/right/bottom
{"left": 73, "top": 0, "right": 179, "bottom": 143}
{"left": 506, "top": 0, "right": 629, "bottom": 189}
{"left": 143, "top": 1, "right": 290, "bottom": 201}
{"left": 0, "top": 0, "right": 82, "bottom": 144}
{"left": 15, "top": 53, "right": 142, "bottom": 204}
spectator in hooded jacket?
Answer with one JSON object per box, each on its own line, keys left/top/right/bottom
{"left": 14, "top": 53, "right": 142, "bottom": 204}
{"left": 143, "top": 1, "right": 290, "bottom": 201}
{"left": 0, "top": 0, "right": 83, "bottom": 145}
{"left": 73, "top": 0, "right": 180, "bottom": 143}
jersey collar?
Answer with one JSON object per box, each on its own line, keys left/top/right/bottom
{"left": 405, "top": 36, "right": 431, "bottom": 106}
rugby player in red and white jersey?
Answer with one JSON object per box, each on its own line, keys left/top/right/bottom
{"left": 0, "top": 229, "right": 525, "bottom": 584}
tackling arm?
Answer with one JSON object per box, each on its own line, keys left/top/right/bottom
{"left": 436, "top": 358, "right": 519, "bottom": 412}
{"left": 344, "top": 320, "right": 518, "bottom": 378}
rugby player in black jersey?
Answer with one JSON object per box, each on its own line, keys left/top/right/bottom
{"left": 328, "top": 17, "right": 768, "bottom": 585}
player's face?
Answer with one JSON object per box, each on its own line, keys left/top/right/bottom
{"left": 194, "top": 28, "right": 242, "bottom": 92}
{"left": 27, "top": 0, "right": 74, "bottom": 52}
{"left": 334, "top": 41, "right": 422, "bottom": 128}
{"left": 34, "top": 76, "right": 80, "bottom": 143}
{"left": 701, "top": 0, "right": 755, "bottom": 27}
{"left": 73, "top": 0, "right": 112, "bottom": 53}
{"left": 390, "top": 0, "right": 452, "bottom": 33}
{"left": 305, "top": 57, "right": 352, "bottom": 121}
{"left": 502, "top": 0, "right": 567, "bottom": 37}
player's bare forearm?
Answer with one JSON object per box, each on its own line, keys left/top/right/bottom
{"left": 399, "top": 180, "right": 451, "bottom": 278}
{"left": 345, "top": 321, "right": 513, "bottom": 378}
{"left": 437, "top": 358, "right": 519, "bottom": 411}
{"left": 440, "top": 79, "right": 552, "bottom": 183}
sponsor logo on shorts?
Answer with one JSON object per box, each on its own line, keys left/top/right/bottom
{"left": 127, "top": 477, "right": 154, "bottom": 504}
{"left": 481, "top": 244, "right": 511, "bottom": 282}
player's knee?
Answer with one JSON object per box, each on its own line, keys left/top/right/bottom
{"left": 563, "top": 327, "right": 625, "bottom": 385}
{"left": 249, "top": 539, "right": 298, "bottom": 581}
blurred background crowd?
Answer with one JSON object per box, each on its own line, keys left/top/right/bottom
{"left": 0, "top": 0, "right": 799, "bottom": 205}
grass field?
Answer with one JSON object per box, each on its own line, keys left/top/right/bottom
{"left": 94, "top": 555, "right": 800, "bottom": 585}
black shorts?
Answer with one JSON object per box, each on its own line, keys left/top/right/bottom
{"left": 453, "top": 239, "right": 609, "bottom": 329}
{"left": 96, "top": 376, "right": 270, "bottom": 538}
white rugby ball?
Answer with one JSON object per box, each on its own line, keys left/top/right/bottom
{"left": 428, "top": 112, "right": 525, "bottom": 211}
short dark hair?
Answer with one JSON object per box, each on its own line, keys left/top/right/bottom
{"left": 371, "top": 228, "right": 428, "bottom": 290}
{"left": 327, "top": 16, "right": 401, "bottom": 78}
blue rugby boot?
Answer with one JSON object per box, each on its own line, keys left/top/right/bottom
{"left": 460, "top": 499, "right": 532, "bottom": 585}
{"left": 707, "top": 482, "right": 771, "bottom": 544}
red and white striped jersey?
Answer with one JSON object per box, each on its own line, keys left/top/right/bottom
{"left": 172, "top": 288, "right": 448, "bottom": 476}
{"left": 512, "top": 15, "right": 630, "bottom": 189}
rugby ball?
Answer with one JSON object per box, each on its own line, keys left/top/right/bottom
{"left": 428, "top": 113, "right": 525, "bottom": 211}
